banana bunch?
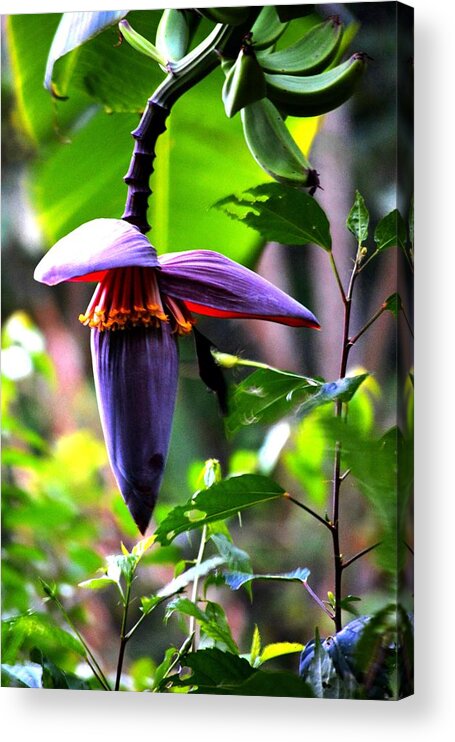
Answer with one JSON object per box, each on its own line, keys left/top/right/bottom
{"left": 215, "top": 6, "right": 368, "bottom": 190}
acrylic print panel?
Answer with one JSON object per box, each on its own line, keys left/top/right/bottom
{"left": 1, "top": 2, "right": 413, "bottom": 699}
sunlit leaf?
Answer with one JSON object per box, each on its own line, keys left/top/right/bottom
{"left": 44, "top": 11, "right": 128, "bottom": 96}
{"left": 155, "top": 475, "right": 286, "bottom": 546}
{"left": 214, "top": 183, "right": 332, "bottom": 250}
{"left": 259, "top": 642, "right": 305, "bottom": 665}
{"left": 1, "top": 614, "right": 85, "bottom": 663}
{"left": 156, "top": 556, "right": 225, "bottom": 599}
{"left": 78, "top": 576, "right": 118, "bottom": 591}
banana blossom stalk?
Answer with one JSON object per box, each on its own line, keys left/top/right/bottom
{"left": 35, "top": 219, "right": 319, "bottom": 533}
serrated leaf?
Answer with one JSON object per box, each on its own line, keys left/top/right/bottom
{"left": 259, "top": 642, "right": 304, "bottom": 665}
{"left": 226, "top": 366, "right": 323, "bottom": 436}
{"left": 155, "top": 475, "right": 285, "bottom": 546}
{"left": 214, "top": 183, "right": 332, "bottom": 250}
{"left": 44, "top": 10, "right": 128, "bottom": 95}
{"left": 347, "top": 190, "right": 369, "bottom": 243}
{"left": 374, "top": 209, "right": 407, "bottom": 252}
{"left": 224, "top": 567, "right": 310, "bottom": 591}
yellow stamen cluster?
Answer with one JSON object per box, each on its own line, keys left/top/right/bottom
{"left": 79, "top": 267, "right": 194, "bottom": 335}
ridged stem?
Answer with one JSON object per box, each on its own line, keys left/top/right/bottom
{"left": 121, "top": 13, "right": 260, "bottom": 233}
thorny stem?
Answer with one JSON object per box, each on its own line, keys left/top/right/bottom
{"left": 189, "top": 524, "right": 208, "bottom": 650}
{"left": 330, "top": 248, "right": 361, "bottom": 632}
{"left": 115, "top": 580, "right": 133, "bottom": 691}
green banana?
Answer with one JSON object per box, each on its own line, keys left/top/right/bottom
{"left": 222, "top": 46, "right": 267, "bottom": 118}
{"left": 265, "top": 53, "right": 368, "bottom": 117}
{"left": 250, "top": 5, "right": 288, "bottom": 51}
{"left": 155, "top": 8, "right": 193, "bottom": 63}
{"left": 257, "top": 17, "right": 344, "bottom": 76}
{"left": 240, "top": 98, "right": 317, "bottom": 188}
{"left": 196, "top": 7, "right": 251, "bottom": 26}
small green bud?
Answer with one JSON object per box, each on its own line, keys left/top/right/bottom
{"left": 211, "top": 350, "right": 240, "bottom": 368}
{"left": 203, "top": 458, "right": 222, "bottom": 488}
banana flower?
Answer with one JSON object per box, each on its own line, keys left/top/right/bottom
{"left": 34, "top": 219, "right": 319, "bottom": 533}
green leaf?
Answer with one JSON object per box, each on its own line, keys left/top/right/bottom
{"left": 78, "top": 576, "right": 118, "bottom": 591}
{"left": 250, "top": 626, "right": 262, "bottom": 666}
{"left": 210, "top": 534, "right": 253, "bottom": 576}
{"left": 170, "top": 647, "right": 254, "bottom": 690}
{"left": 44, "top": 11, "right": 129, "bottom": 96}
{"left": 214, "top": 183, "right": 332, "bottom": 250}
{"left": 172, "top": 650, "right": 314, "bottom": 696}
{"left": 224, "top": 567, "right": 310, "bottom": 591}
{"left": 225, "top": 670, "right": 314, "bottom": 697}
{"left": 155, "top": 474, "right": 286, "bottom": 546}
{"left": 384, "top": 292, "right": 402, "bottom": 318}
{"left": 346, "top": 190, "right": 369, "bottom": 243}
{"left": 156, "top": 556, "right": 225, "bottom": 599}
{"left": 226, "top": 366, "right": 323, "bottom": 436}
{"left": 2, "top": 614, "right": 85, "bottom": 663}
{"left": 165, "top": 598, "right": 238, "bottom": 654}
{"left": 152, "top": 646, "right": 179, "bottom": 691}
{"left": 30, "top": 648, "right": 91, "bottom": 690}
{"left": 374, "top": 209, "right": 407, "bottom": 252}
{"left": 5, "top": 14, "right": 91, "bottom": 146}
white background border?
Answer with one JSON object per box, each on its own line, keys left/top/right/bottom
{"left": 2, "top": 0, "right": 454, "bottom": 738}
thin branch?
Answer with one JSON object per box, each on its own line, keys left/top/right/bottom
{"left": 115, "top": 580, "right": 132, "bottom": 691}
{"left": 329, "top": 252, "right": 347, "bottom": 305}
{"left": 286, "top": 494, "right": 332, "bottom": 531}
{"left": 342, "top": 541, "right": 382, "bottom": 571}
{"left": 349, "top": 305, "right": 386, "bottom": 346}
{"left": 189, "top": 524, "right": 208, "bottom": 650}
{"left": 303, "top": 580, "right": 335, "bottom": 619}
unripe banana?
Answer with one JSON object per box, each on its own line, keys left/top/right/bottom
{"left": 265, "top": 53, "right": 368, "bottom": 117}
{"left": 241, "top": 98, "right": 317, "bottom": 188}
{"left": 258, "top": 17, "right": 343, "bottom": 76}
{"left": 197, "top": 7, "right": 251, "bottom": 26}
{"left": 250, "top": 5, "right": 288, "bottom": 51}
{"left": 222, "top": 45, "right": 267, "bottom": 118}
{"left": 156, "top": 8, "right": 193, "bottom": 63}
